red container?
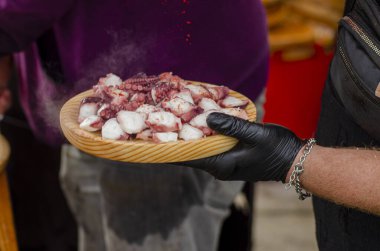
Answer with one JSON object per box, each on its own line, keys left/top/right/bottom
{"left": 263, "top": 45, "right": 334, "bottom": 138}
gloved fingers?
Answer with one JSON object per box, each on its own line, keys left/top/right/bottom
{"left": 176, "top": 142, "right": 248, "bottom": 180}
{"left": 206, "top": 112, "right": 263, "bottom": 144}
{"left": 179, "top": 154, "right": 234, "bottom": 180}
{"left": 177, "top": 157, "right": 210, "bottom": 170}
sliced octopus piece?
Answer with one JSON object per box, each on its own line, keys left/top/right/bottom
{"left": 172, "top": 89, "right": 194, "bottom": 104}
{"left": 189, "top": 110, "right": 216, "bottom": 136}
{"left": 220, "top": 96, "right": 249, "bottom": 108}
{"left": 220, "top": 108, "right": 249, "bottom": 120}
{"left": 198, "top": 98, "right": 221, "bottom": 111}
{"left": 79, "top": 115, "right": 104, "bottom": 132}
{"left": 184, "top": 84, "right": 212, "bottom": 103}
{"left": 98, "top": 73, "right": 123, "bottom": 87}
{"left": 179, "top": 124, "right": 204, "bottom": 141}
{"left": 78, "top": 103, "right": 99, "bottom": 123}
{"left": 136, "top": 129, "right": 153, "bottom": 141}
{"left": 135, "top": 104, "right": 162, "bottom": 114}
{"left": 146, "top": 111, "right": 182, "bottom": 132}
{"left": 101, "top": 118, "right": 129, "bottom": 140}
{"left": 203, "top": 85, "right": 229, "bottom": 101}
{"left": 117, "top": 111, "right": 147, "bottom": 134}
{"left": 152, "top": 132, "right": 178, "bottom": 143}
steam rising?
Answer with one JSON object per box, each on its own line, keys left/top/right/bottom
{"left": 34, "top": 30, "right": 151, "bottom": 145}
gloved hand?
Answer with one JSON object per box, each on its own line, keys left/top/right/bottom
{"left": 182, "top": 112, "right": 305, "bottom": 183}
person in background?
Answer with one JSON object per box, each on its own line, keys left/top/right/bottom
{"left": 0, "top": 57, "right": 11, "bottom": 115}
{"left": 0, "top": 49, "right": 79, "bottom": 251}
{"left": 0, "top": 0, "right": 269, "bottom": 250}
{"left": 184, "top": 0, "right": 380, "bottom": 250}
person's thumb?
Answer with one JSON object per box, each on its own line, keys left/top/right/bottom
{"left": 206, "top": 112, "right": 263, "bottom": 143}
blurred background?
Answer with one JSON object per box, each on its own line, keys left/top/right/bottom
{"left": 254, "top": 0, "right": 343, "bottom": 250}
{"left": 0, "top": 0, "right": 345, "bottom": 250}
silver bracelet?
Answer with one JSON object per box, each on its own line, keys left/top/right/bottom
{"left": 285, "top": 138, "right": 316, "bottom": 200}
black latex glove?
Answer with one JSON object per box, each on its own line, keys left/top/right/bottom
{"left": 183, "top": 112, "right": 305, "bottom": 182}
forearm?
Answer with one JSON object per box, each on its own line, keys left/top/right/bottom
{"left": 288, "top": 145, "right": 380, "bottom": 215}
{"left": 189, "top": 113, "right": 380, "bottom": 214}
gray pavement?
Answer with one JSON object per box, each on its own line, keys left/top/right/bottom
{"left": 253, "top": 182, "right": 318, "bottom": 251}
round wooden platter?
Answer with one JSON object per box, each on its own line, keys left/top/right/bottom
{"left": 60, "top": 81, "right": 256, "bottom": 163}
{"left": 0, "top": 134, "right": 10, "bottom": 174}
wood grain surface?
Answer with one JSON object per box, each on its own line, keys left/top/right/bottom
{"left": 0, "top": 135, "right": 18, "bottom": 251}
{"left": 60, "top": 81, "right": 256, "bottom": 163}
{"left": 0, "top": 135, "right": 10, "bottom": 174}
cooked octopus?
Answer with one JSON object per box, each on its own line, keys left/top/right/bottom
{"left": 78, "top": 72, "right": 250, "bottom": 143}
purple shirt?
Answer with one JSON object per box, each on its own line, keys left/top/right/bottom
{"left": 0, "top": 0, "right": 269, "bottom": 145}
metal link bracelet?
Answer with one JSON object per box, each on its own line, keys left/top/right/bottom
{"left": 285, "top": 138, "right": 316, "bottom": 200}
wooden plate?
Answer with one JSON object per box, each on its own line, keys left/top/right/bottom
{"left": 60, "top": 81, "right": 256, "bottom": 163}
